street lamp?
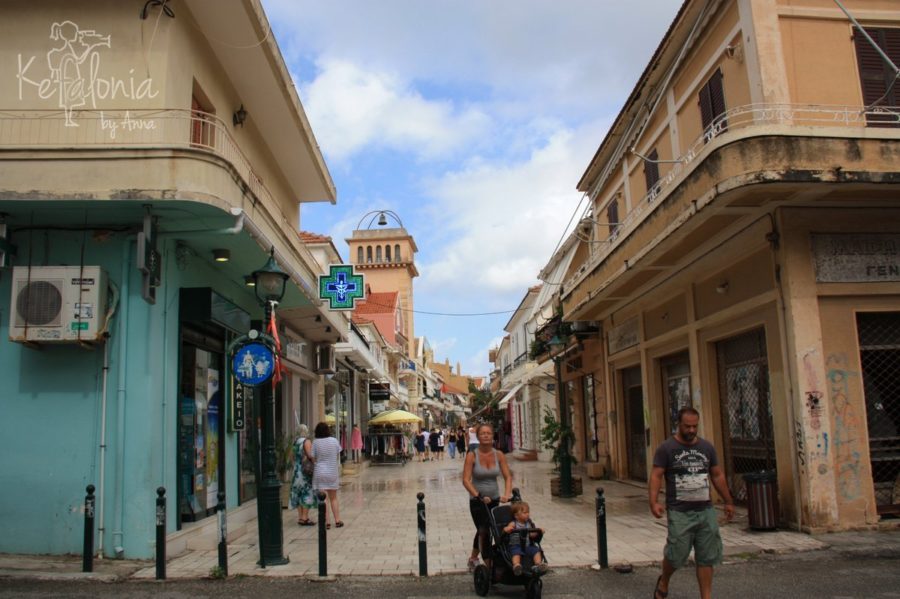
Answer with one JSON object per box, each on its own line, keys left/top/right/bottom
{"left": 250, "top": 249, "right": 290, "bottom": 566}
{"left": 549, "top": 333, "right": 575, "bottom": 498}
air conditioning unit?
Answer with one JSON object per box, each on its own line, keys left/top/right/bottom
{"left": 315, "top": 343, "right": 336, "bottom": 374}
{"left": 9, "top": 266, "right": 108, "bottom": 344}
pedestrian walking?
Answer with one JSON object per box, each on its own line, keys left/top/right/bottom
{"left": 436, "top": 427, "right": 446, "bottom": 461}
{"left": 289, "top": 424, "right": 317, "bottom": 526}
{"left": 649, "top": 407, "right": 734, "bottom": 599}
{"left": 467, "top": 424, "right": 479, "bottom": 453}
{"left": 422, "top": 428, "right": 431, "bottom": 461}
{"left": 447, "top": 428, "right": 458, "bottom": 459}
{"left": 428, "top": 426, "right": 440, "bottom": 459}
{"left": 312, "top": 421, "right": 344, "bottom": 529}
{"left": 456, "top": 426, "right": 467, "bottom": 456}
{"left": 462, "top": 422, "right": 513, "bottom": 571}
{"left": 415, "top": 429, "right": 426, "bottom": 462}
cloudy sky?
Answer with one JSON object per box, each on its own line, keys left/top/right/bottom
{"left": 260, "top": 0, "right": 684, "bottom": 377}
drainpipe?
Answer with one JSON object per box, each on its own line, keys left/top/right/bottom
{"left": 112, "top": 239, "right": 132, "bottom": 558}
{"left": 95, "top": 282, "right": 120, "bottom": 559}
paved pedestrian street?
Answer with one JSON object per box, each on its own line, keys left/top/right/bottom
{"left": 129, "top": 457, "right": 825, "bottom": 578}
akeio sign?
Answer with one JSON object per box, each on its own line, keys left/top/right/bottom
{"left": 16, "top": 20, "right": 159, "bottom": 131}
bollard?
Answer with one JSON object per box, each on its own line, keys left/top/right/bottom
{"left": 82, "top": 484, "right": 95, "bottom": 573}
{"left": 217, "top": 492, "right": 228, "bottom": 577}
{"left": 317, "top": 491, "right": 327, "bottom": 577}
{"left": 417, "top": 492, "right": 427, "bottom": 577}
{"left": 596, "top": 487, "right": 608, "bottom": 569}
{"left": 155, "top": 487, "right": 166, "bottom": 580}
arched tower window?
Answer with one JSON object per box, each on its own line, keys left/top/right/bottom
{"left": 375, "top": 246, "right": 382, "bottom": 262}
{"left": 366, "top": 246, "right": 373, "bottom": 263}
{"left": 357, "top": 246, "right": 363, "bottom": 264}
{"left": 385, "top": 244, "right": 392, "bottom": 262}
{"left": 394, "top": 244, "right": 401, "bottom": 262}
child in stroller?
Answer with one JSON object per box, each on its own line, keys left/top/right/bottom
{"left": 472, "top": 489, "right": 549, "bottom": 599}
{"left": 503, "top": 501, "right": 549, "bottom": 576}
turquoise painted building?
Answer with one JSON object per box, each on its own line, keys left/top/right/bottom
{"left": 0, "top": 0, "right": 340, "bottom": 558}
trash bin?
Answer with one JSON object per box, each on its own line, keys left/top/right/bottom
{"left": 742, "top": 470, "right": 778, "bottom": 530}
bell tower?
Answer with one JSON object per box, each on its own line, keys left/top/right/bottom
{"left": 347, "top": 210, "right": 418, "bottom": 358}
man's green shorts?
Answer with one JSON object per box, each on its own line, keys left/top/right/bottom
{"left": 664, "top": 508, "right": 723, "bottom": 568}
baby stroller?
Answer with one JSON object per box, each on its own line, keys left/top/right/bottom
{"left": 472, "top": 488, "right": 548, "bottom": 599}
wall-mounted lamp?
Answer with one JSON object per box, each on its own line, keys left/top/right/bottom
{"left": 715, "top": 281, "right": 730, "bottom": 295}
{"left": 724, "top": 43, "right": 744, "bottom": 63}
{"left": 233, "top": 104, "right": 248, "bottom": 127}
{"left": 212, "top": 248, "right": 230, "bottom": 262}
{"left": 244, "top": 275, "right": 256, "bottom": 287}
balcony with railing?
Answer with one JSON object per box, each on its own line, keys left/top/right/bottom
{"left": 563, "top": 103, "right": 900, "bottom": 318}
{"left": 0, "top": 108, "right": 280, "bottom": 210}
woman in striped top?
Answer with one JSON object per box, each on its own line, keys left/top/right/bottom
{"left": 312, "top": 421, "right": 343, "bottom": 528}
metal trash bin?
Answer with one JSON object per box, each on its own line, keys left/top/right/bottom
{"left": 742, "top": 470, "right": 778, "bottom": 530}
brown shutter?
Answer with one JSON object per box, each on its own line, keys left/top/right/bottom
{"left": 606, "top": 200, "right": 619, "bottom": 237}
{"left": 709, "top": 69, "right": 728, "bottom": 132}
{"left": 643, "top": 148, "right": 660, "bottom": 196}
{"left": 699, "top": 82, "right": 713, "bottom": 130}
{"left": 854, "top": 27, "right": 900, "bottom": 127}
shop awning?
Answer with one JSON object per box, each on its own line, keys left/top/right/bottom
{"left": 497, "top": 383, "right": 524, "bottom": 408}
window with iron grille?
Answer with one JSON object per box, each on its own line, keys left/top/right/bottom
{"left": 854, "top": 27, "right": 900, "bottom": 127}
{"left": 856, "top": 311, "right": 900, "bottom": 514}
{"left": 699, "top": 68, "right": 728, "bottom": 139}
{"left": 643, "top": 148, "right": 660, "bottom": 198}
{"left": 716, "top": 328, "right": 774, "bottom": 503}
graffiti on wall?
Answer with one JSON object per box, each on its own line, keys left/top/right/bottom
{"left": 827, "top": 353, "right": 862, "bottom": 501}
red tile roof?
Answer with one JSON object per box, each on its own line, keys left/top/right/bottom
{"left": 354, "top": 291, "right": 398, "bottom": 315}
{"left": 297, "top": 231, "right": 332, "bottom": 243}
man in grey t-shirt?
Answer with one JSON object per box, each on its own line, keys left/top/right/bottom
{"left": 649, "top": 407, "right": 734, "bottom": 599}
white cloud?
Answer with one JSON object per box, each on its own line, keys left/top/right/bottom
{"left": 417, "top": 118, "right": 608, "bottom": 299}
{"left": 299, "top": 59, "right": 490, "bottom": 161}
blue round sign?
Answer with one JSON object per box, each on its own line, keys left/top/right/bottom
{"left": 232, "top": 342, "right": 276, "bottom": 387}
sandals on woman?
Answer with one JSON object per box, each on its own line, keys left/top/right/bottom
{"left": 335, "top": 521, "right": 344, "bottom": 528}
{"left": 297, "top": 518, "right": 314, "bottom": 526}
{"left": 653, "top": 575, "right": 668, "bottom": 598}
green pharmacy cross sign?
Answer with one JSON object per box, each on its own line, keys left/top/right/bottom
{"left": 318, "top": 264, "right": 365, "bottom": 310}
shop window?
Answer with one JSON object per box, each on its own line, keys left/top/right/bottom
{"left": 854, "top": 28, "right": 900, "bottom": 127}
{"left": 698, "top": 68, "right": 727, "bottom": 140}
{"left": 661, "top": 352, "right": 692, "bottom": 435}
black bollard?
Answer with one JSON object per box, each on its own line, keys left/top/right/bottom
{"left": 596, "top": 487, "right": 608, "bottom": 569}
{"left": 317, "top": 491, "right": 327, "bottom": 577}
{"left": 155, "top": 487, "right": 166, "bottom": 580}
{"left": 217, "top": 492, "right": 228, "bottom": 577}
{"left": 82, "top": 485, "right": 95, "bottom": 573}
{"left": 416, "top": 492, "right": 427, "bottom": 577}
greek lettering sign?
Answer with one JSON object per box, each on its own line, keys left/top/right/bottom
{"left": 812, "top": 233, "right": 900, "bottom": 282}
{"left": 232, "top": 342, "right": 275, "bottom": 387}
{"left": 318, "top": 264, "right": 365, "bottom": 310}
{"left": 231, "top": 383, "right": 247, "bottom": 431}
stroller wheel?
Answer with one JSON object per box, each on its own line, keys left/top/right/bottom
{"left": 526, "top": 577, "right": 542, "bottom": 599}
{"left": 474, "top": 564, "right": 491, "bottom": 596}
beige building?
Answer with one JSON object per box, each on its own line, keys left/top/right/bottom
{"left": 552, "top": 0, "right": 900, "bottom": 531}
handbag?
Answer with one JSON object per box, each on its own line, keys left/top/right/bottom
{"left": 300, "top": 439, "right": 314, "bottom": 477}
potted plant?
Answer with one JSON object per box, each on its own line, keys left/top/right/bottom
{"left": 540, "top": 407, "right": 583, "bottom": 496}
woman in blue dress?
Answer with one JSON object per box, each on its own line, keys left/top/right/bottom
{"left": 290, "top": 424, "right": 317, "bottom": 525}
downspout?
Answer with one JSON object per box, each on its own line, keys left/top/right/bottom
{"left": 112, "top": 239, "right": 132, "bottom": 557}
{"left": 95, "top": 282, "right": 120, "bottom": 559}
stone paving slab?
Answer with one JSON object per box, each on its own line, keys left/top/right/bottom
{"left": 126, "top": 458, "right": 828, "bottom": 578}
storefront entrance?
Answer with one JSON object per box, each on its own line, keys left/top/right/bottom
{"left": 622, "top": 366, "right": 646, "bottom": 481}
{"left": 856, "top": 311, "right": 900, "bottom": 515}
{"left": 716, "top": 328, "right": 775, "bottom": 503}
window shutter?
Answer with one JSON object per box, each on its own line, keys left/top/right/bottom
{"left": 699, "top": 82, "right": 713, "bottom": 130}
{"left": 606, "top": 200, "right": 619, "bottom": 237}
{"left": 643, "top": 149, "right": 660, "bottom": 197}
{"left": 854, "top": 27, "right": 900, "bottom": 127}
{"left": 709, "top": 69, "right": 728, "bottom": 132}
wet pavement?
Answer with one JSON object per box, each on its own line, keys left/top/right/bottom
{"left": 123, "top": 456, "right": 827, "bottom": 578}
